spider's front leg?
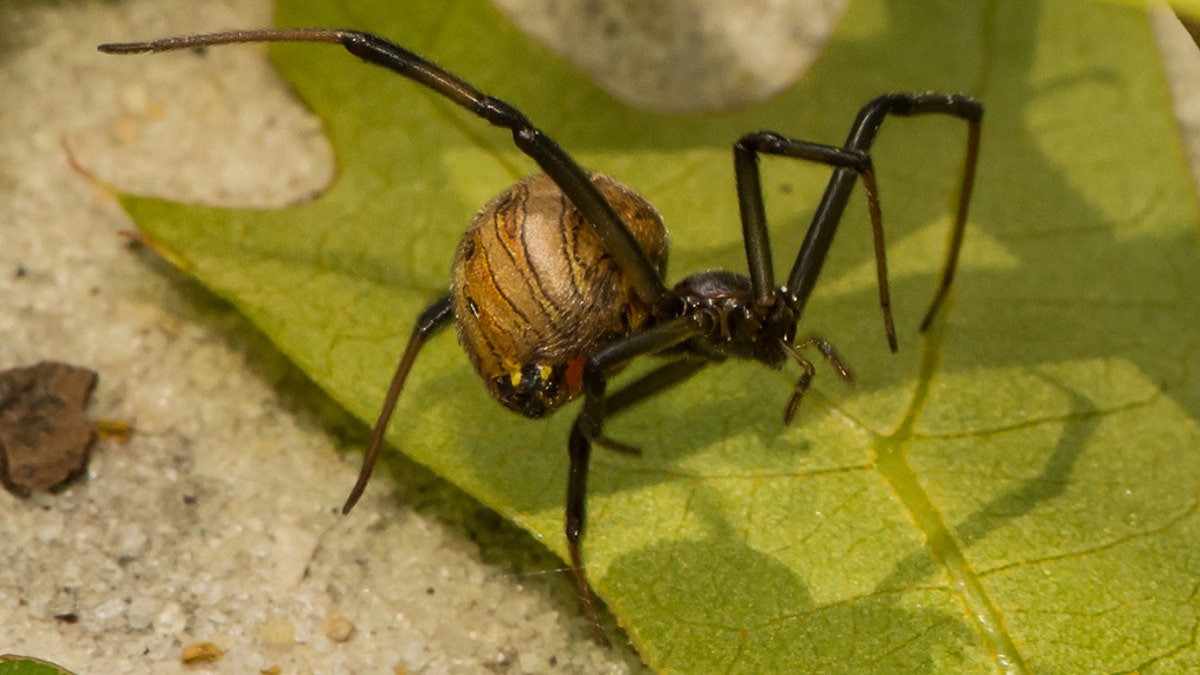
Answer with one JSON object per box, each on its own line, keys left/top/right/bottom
{"left": 733, "top": 94, "right": 981, "bottom": 428}
{"left": 783, "top": 93, "right": 984, "bottom": 338}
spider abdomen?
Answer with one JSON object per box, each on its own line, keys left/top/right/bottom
{"left": 451, "top": 173, "right": 668, "bottom": 418}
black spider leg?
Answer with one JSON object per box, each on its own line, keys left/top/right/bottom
{"left": 590, "top": 358, "right": 708, "bottom": 454}
{"left": 785, "top": 93, "right": 984, "bottom": 344}
{"left": 566, "top": 318, "right": 704, "bottom": 646}
{"left": 733, "top": 133, "right": 884, "bottom": 310}
{"left": 779, "top": 335, "right": 854, "bottom": 424}
{"left": 343, "top": 296, "right": 454, "bottom": 514}
{"left": 605, "top": 358, "right": 708, "bottom": 418}
{"left": 733, "top": 135, "right": 881, "bottom": 423}
{"left": 99, "top": 29, "right": 671, "bottom": 307}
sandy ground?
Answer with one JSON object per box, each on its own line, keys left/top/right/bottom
{"left": 0, "top": 1, "right": 1196, "bottom": 673}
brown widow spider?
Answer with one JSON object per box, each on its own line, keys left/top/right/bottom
{"left": 100, "top": 28, "right": 982, "bottom": 647}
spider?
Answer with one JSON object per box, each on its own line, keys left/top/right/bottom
{"left": 100, "top": 29, "right": 982, "bottom": 647}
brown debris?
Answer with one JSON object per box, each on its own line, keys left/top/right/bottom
{"left": 0, "top": 362, "right": 98, "bottom": 497}
{"left": 94, "top": 418, "right": 134, "bottom": 443}
{"left": 180, "top": 641, "right": 224, "bottom": 665}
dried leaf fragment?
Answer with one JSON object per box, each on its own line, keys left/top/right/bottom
{"left": 0, "top": 362, "right": 98, "bottom": 497}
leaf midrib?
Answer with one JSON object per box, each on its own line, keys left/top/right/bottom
{"left": 880, "top": 309, "right": 1030, "bottom": 674}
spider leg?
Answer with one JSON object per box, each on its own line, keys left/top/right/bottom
{"left": 99, "top": 29, "right": 670, "bottom": 306}
{"left": 784, "top": 93, "right": 983, "bottom": 346}
{"left": 342, "top": 295, "right": 454, "bottom": 514}
{"left": 780, "top": 335, "right": 854, "bottom": 424}
{"left": 734, "top": 133, "right": 880, "bottom": 309}
{"left": 566, "top": 318, "right": 702, "bottom": 646}
{"left": 605, "top": 358, "right": 708, "bottom": 416}
{"left": 590, "top": 357, "right": 708, "bottom": 455}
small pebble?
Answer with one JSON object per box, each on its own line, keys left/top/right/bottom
{"left": 181, "top": 641, "right": 223, "bottom": 664}
{"left": 322, "top": 610, "right": 355, "bottom": 642}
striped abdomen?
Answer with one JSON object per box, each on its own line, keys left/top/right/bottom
{"left": 451, "top": 173, "right": 668, "bottom": 418}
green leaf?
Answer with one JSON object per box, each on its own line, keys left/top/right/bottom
{"left": 0, "top": 655, "right": 76, "bottom": 675}
{"left": 116, "top": 0, "right": 1200, "bottom": 672}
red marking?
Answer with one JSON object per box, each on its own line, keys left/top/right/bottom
{"left": 565, "top": 357, "right": 587, "bottom": 398}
